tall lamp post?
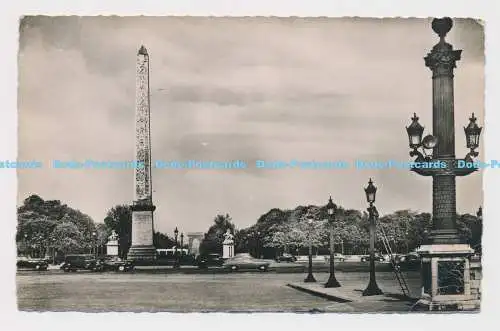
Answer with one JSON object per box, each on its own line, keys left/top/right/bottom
{"left": 406, "top": 18, "right": 482, "bottom": 244}
{"left": 24, "top": 234, "right": 28, "bottom": 257}
{"left": 257, "top": 231, "right": 263, "bottom": 259}
{"left": 362, "top": 178, "right": 383, "bottom": 296}
{"left": 37, "top": 234, "right": 44, "bottom": 258}
{"left": 304, "top": 214, "right": 317, "bottom": 283}
{"left": 92, "top": 231, "right": 97, "bottom": 258}
{"left": 325, "top": 196, "right": 341, "bottom": 288}
{"left": 51, "top": 238, "right": 56, "bottom": 264}
{"left": 406, "top": 18, "right": 482, "bottom": 308}
{"left": 174, "top": 227, "right": 179, "bottom": 268}
{"left": 180, "top": 232, "right": 184, "bottom": 266}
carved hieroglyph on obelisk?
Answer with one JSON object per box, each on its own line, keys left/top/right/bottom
{"left": 127, "top": 45, "right": 156, "bottom": 262}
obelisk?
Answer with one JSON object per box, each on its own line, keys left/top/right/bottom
{"left": 127, "top": 45, "right": 156, "bottom": 262}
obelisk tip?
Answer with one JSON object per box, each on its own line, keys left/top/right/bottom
{"left": 138, "top": 45, "right": 148, "bottom": 55}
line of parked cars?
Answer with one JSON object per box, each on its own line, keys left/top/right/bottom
{"left": 195, "top": 253, "right": 271, "bottom": 271}
{"left": 16, "top": 256, "right": 49, "bottom": 271}
{"left": 358, "top": 251, "right": 422, "bottom": 270}
{"left": 193, "top": 252, "right": 423, "bottom": 272}
{"left": 18, "top": 250, "right": 426, "bottom": 273}
{"left": 60, "top": 255, "right": 135, "bottom": 272}
{"left": 360, "top": 253, "right": 386, "bottom": 262}
{"left": 17, "top": 254, "right": 135, "bottom": 272}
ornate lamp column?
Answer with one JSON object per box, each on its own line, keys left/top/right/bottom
{"left": 362, "top": 178, "right": 383, "bottom": 296}
{"left": 325, "top": 196, "right": 341, "bottom": 288}
{"left": 174, "top": 227, "right": 179, "bottom": 268}
{"left": 304, "top": 214, "right": 317, "bottom": 283}
{"left": 257, "top": 231, "right": 261, "bottom": 258}
{"left": 180, "top": 232, "right": 184, "bottom": 267}
{"left": 92, "top": 231, "right": 97, "bottom": 259}
{"left": 51, "top": 238, "right": 56, "bottom": 264}
{"left": 23, "top": 234, "right": 28, "bottom": 257}
{"left": 407, "top": 18, "right": 482, "bottom": 243}
{"left": 180, "top": 233, "right": 184, "bottom": 255}
{"left": 408, "top": 18, "right": 482, "bottom": 310}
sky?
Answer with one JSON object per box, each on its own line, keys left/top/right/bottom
{"left": 17, "top": 17, "right": 484, "bottom": 235}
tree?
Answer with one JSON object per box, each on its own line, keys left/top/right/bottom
{"left": 153, "top": 231, "right": 175, "bottom": 249}
{"left": 411, "top": 212, "right": 432, "bottom": 247}
{"left": 199, "top": 214, "right": 236, "bottom": 255}
{"left": 261, "top": 206, "right": 327, "bottom": 256}
{"left": 104, "top": 205, "right": 132, "bottom": 259}
{"left": 457, "top": 213, "right": 482, "bottom": 250}
{"left": 50, "top": 222, "right": 85, "bottom": 254}
{"left": 234, "top": 228, "right": 250, "bottom": 254}
{"left": 95, "top": 223, "right": 109, "bottom": 255}
{"left": 17, "top": 194, "right": 97, "bottom": 257}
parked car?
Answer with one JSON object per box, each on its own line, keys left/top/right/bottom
{"left": 223, "top": 253, "right": 270, "bottom": 271}
{"left": 196, "top": 253, "right": 224, "bottom": 268}
{"left": 394, "top": 252, "right": 421, "bottom": 270}
{"left": 360, "top": 253, "right": 385, "bottom": 262}
{"left": 17, "top": 256, "right": 49, "bottom": 271}
{"left": 275, "top": 253, "right": 297, "bottom": 263}
{"left": 60, "top": 254, "right": 102, "bottom": 272}
{"left": 99, "top": 256, "right": 134, "bottom": 272}
{"left": 324, "top": 253, "right": 346, "bottom": 263}
{"left": 333, "top": 253, "right": 346, "bottom": 262}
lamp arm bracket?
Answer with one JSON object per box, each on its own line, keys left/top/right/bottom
{"left": 465, "top": 150, "right": 479, "bottom": 160}
{"left": 409, "top": 149, "right": 430, "bottom": 162}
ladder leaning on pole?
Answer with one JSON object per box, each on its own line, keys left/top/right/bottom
{"left": 379, "top": 227, "right": 411, "bottom": 297}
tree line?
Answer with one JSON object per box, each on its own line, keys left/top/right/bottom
{"left": 16, "top": 195, "right": 181, "bottom": 260}
{"left": 199, "top": 205, "right": 482, "bottom": 258}
{"left": 17, "top": 194, "right": 482, "bottom": 260}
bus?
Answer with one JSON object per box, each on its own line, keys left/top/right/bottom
{"left": 156, "top": 248, "right": 189, "bottom": 258}
{"left": 156, "top": 248, "right": 194, "bottom": 266}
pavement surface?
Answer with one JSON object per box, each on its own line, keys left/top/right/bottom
{"left": 17, "top": 270, "right": 423, "bottom": 313}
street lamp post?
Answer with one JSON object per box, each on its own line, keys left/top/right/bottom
{"left": 180, "top": 232, "right": 184, "bottom": 267}
{"left": 52, "top": 238, "right": 56, "bottom": 264}
{"left": 304, "top": 214, "right": 317, "bottom": 283}
{"left": 325, "top": 196, "right": 341, "bottom": 288}
{"left": 24, "top": 234, "right": 28, "bottom": 257}
{"left": 405, "top": 18, "right": 482, "bottom": 309}
{"left": 257, "top": 231, "right": 263, "bottom": 259}
{"left": 92, "top": 231, "right": 97, "bottom": 259}
{"left": 35, "top": 234, "right": 43, "bottom": 258}
{"left": 406, "top": 18, "right": 482, "bottom": 244}
{"left": 362, "top": 178, "right": 383, "bottom": 296}
{"left": 174, "top": 227, "right": 179, "bottom": 268}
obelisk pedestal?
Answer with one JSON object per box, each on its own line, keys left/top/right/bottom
{"left": 127, "top": 45, "right": 157, "bottom": 263}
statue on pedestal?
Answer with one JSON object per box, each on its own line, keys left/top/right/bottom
{"left": 106, "top": 230, "right": 119, "bottom": 256}
{"left": 108, "top": 230, "right": 118, "bottom": 241}
{"left": 222, "top": 229, "right": 235, "bottom": 259}
{"left": 223, "top": 229, "right": 234, "bottom": 245}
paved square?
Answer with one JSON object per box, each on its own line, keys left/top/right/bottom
{"left": 17, "top": 271, "right": 420, "bottom": 312}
